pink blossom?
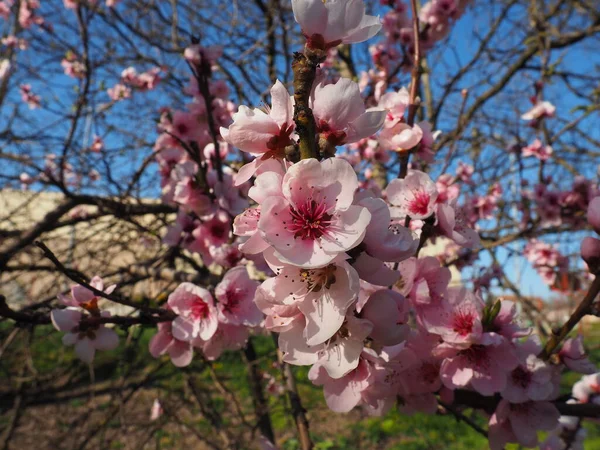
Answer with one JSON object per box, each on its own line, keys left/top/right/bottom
{"left": 311, "top": 78, "right": 386, "bottom": 145}
{"left": 197, "top": 323, "right": 249, "bottom": 360}
{"left": 488, "top": 400, "right": 560, "bottom": 450}
{"left": 361, "top": 290, "right": 409, "bottom": 346}
{"left": 436, "top": 201, "right": 480, "bottom": 248}
{"left": 378, "top": 122, "right": 423, "bottom": 152}
{"left": 415, "top": 121, "right": 440, "bottom": 162}
{"left": 258, "top": 158, "right": 371, "bottom": 268}
{"left": 1, "top": 36, "right": 28, "bottom": 50}
{"left": 89, "top": 135, "right": 104, "bottom": 153}
{"left": 588, "top": 196, "right": 600, "bottom": 234}
{"left": 107, "top": 83, "right": 131, "bottom": 101}
{"left": 257, "top": 253, "right": 359, "bottom": 345}
{"left": 421, "top": 286, "right": 484, "bottom": 346}
{"left": 436, "top": 174, "right": 459, "bottom": 203}
{"left": 57, "top": 275, "right": 116, "bottom": 309}
{"left": 292, "top": 0, "right": 382, "bottom": 49}
{"left": 501, "top": 341, "right": 554, "bottom": 403}
{"left": 167, "top": 283, "right": 218, "bottom": 342}
{"left": 215, "top": 265, "right": 262, "bottom": 326}
{"left": 572, "top": 373, "right": 600, "bottom": 403}
{"left": 308, "top": 351, "right": 374, "bottom": 412}
{"left": 378, "top": 88, "right": 409, "bottom": 128}
{"left": 150, "top": 399, "right": 163, "bottom": 421}
{"left": 279, "top": 314, "right": 372, "bottom": 378}
{"left": 521, "top": 100, "right": 556, "bottom": 121}
{"left": 359, "top": 196, "right": 417, "bottom": 262}
{"left": 221, "top": 80, "right": 294, "bottom": 155}
{"left": 149, "top": 320, "right": 194, "bottom": 367}
{"left": 522, "top": 139, "right": 553, "bottom": 161}
{"left": 51, "top": 308, "right": 119, "bottom": 363}
{"left": 386, "top": 170, "right": 438, "bottom": 220}
{"left": 0, "top": 59, "right": 10, "bottom": 81}
{"left": 183, "top": 44, "right": 222, "bottom": 66}
{"left": 396, "top": 256, "right": 451, "bottom": 306}
{"left": 439, "top": 340, "right": 519, "bottom": 395}
{"left": 19, "top": 84, "right": 41, "bottom": 109}
{"left": 0, "top": 1, "right": 11, "bottom": 20}
{"left": 559, "top": 335, "right": 597, "bottom": 374}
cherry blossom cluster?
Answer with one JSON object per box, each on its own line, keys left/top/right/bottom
{"left": 524, "top": 239, "right": 569, "bottom": 287}
{"left": 36, "top": 1, "right": 600, "bottom": 448}
{"left": 149, "top": 267, "right": 262, "bottom": 366}
{"left": 360, "top": 0, "right": 470, "bottom": 100}
{"left": 107, "top": 66, "right": 162, "bottom": 101}
{"left": 50, "top": 276, "right": 119, "bottom": 363}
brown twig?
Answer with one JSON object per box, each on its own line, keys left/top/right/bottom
{"left": 292, "top": 50, "right": 323, "bottom": 160}
{"left": 242, "top": 338, "right": 276, "bottom": 444}
{"left": 540, "top": 275, "right": 600, "bottom": 360}
{"left": 398, "top": 0, "right": 422, "bottom": 179}
{"left": 275, "top": 345, "right": 312, "bottom": 450}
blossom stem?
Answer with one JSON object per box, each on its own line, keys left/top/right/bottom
{"left": 274, "top": 339, "right": 313, "bottom": 450}
{"left": 539, "top": 275, "right": 600, "bottom": 360}
{"left": 292, "top": 51, "right": 322, "bottom": 160}
{"left": 398, "top": 0, "right": 422, "bottom": 179}
{"left": 243, "top": 339, "right": 276, "bottom": 444}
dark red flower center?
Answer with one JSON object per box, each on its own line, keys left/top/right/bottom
{"left": 289, "top": 199, "right": 333, "bottom": 240}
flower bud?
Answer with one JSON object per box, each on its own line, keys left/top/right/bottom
{"left": 581, "top": 236, "right": 600, "bottom": 274}
{"left": 588, "top": 197, "right": 600, "bottom": 235}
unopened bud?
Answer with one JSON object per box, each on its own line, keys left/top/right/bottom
{"left": 581, "top": 236, "right": 600, "bottom": 274}
{"left": 588, "top": 197, "right": 600, "bottom": 235}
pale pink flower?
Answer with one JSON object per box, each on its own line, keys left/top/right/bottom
{"left": 415, "top": 121, "right": 440, "bottom": 162}
{"left": 90, "top": 135, "right": 103, "bottom": 153}
{"left": 167, "top": 283, "right": 218, "bottom": 342}
{"left": 57, "top": 275, "right": 116, "bottom": 308}
{"left": 183, "top": 44, "right": 223, "bottom": 65}
{"left": 215, "top": 266, "right": 262, "bottom": 326}
{"left": 436, "top": 201, "right": 480, "bottom": 248}
{"left": 378, "top": 122, "right": 423, "bottom": 152}
{"left": 149, "top": 320, "right": 194, "bottom": 367}
{"left": 396, "top": 256, "right": 451, "bottom": 306}
{"left": 107, "top": 83, "right": 131, "bottom": 101}
{"left": 521, "top": 100, "right": 556, "bottom": 121}
{"left": 361, "top": 290, "right": 409, "bottom": 346}
{"left": 19, "top": 172, "right": 34, "bottom": 190}
{"left": 572, "top": 373, "right": 600, "bottom": 403}
{"left": 51, "top": 308, "right": 119, "bottom": 363}
{"left": 0, "top": 1, "right": 11, "bottom": 20}
{"left": 19, "top": 84, "right": 41, "bottom": 109}
{"left": 377, "top": 88, "right": 409, "bottom": 128}
{"left": 311, "top": 78, "right": 386, "bottom": 145}
{"left": 279, "top": 314, "right": 372, "bottom": 378}
{"left": 308, "top": 351, "right": 375, "bottom": 413}
{"left": 436, "top": 174, "right": 459, "bottom": 203}
{"left": 488, "top": 400, "right": 560, "bottom": 450}
{"left": 502, "top": 339, "right": 554, "bottom": 403}
{"left": 258, "top": 158, "right": 371, "bottom": 268}
{"left": 439, "top": 340, "right": 519, "bottom": 395}
{"left": 522, "top": 139, "right": 553, "bottom": 161}
{"left": 588, "top": 196, "right": 600, "bottom": 234}
{"left": 421, "top": 286, "right": 484, "bottom": 346}
{"left": 386, "top": 170, "right": 438, "bottom": 220}
{"left": 359, "top": 196, "right": 418, "bottom": 262}
{"left": 292, "top": 0, "right": 381, "bottom": 49}
{"left": 559, "top": 335, "right": 596, "bottom": 374}
{"left": 221, "top": 80, "right": 294, "bottom": 155}
{"left": 257, "top": 253, "right": 359, "bottom": 345}
{"left": 197, "top": 323, "right": 249, "bottom": 360}
{"left": 150, "top": 399, "right": 163, "bottom": 421}
{"left": 0, "top": 59, "right": 10, "bottom": 81}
